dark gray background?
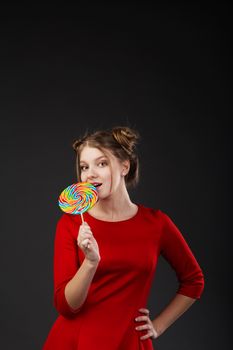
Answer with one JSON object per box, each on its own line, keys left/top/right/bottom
{"left": 0, "top": 3, "right": 231, "bottom": 349}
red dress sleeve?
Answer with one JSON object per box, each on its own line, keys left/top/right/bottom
{"left": 159, "top": 211, "right": 205, "bottom": 299}
{"left": 53, "top": 214, "right": 82, "bottom": 318}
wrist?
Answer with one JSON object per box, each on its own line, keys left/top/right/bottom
{"left": 84, "top": 258, "right": 100, "bottom": 268}
{"left": 152, "top": 318, "right": 165, "bottom": 337}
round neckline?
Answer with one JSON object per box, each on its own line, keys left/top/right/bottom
{"left": 84, "top": 204, "right": 141, "bottom": 223}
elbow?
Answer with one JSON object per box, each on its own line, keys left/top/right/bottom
{"left": 197, "top": 268, "right": 205, "bottom": 297}
{"left": 177, "top": 269, "right": 205, "bottom": 300}
{"left": 53, "top": 286, "right": 83, "bottom": 319}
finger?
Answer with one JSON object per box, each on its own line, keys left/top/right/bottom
{"left": 81, "top": 228, "right": 93, "bottom": 235}
{"left": 80, "top": 225, "right": 91, "bottom": 232}
{"left": 82, "top": 238, "right": 90, "bottom": 247}
{"left": 135, "top": 316, "right": 149, "bottom": 322}
{"left": 80, "top": 225, "right": 90, "bottom": 232}
{"left": 138, "top": 308, "right": 150, "bottom": 314}
{"left": 140, "top": 331, "right": 153, "bottom": 340}
{"left": 85, "top": 230, "right": 93, "bottom": 235}
{"left": 82, "top": 232, "right": 93, "bottom": 238}
{"left": 79, "top": 232, "right": 93, "bottom": 241}
{"left": 77, "top": 234, "right": 91, "bottom": 244}
{"left": 135, "top": 324, "right": 150, "bottom": 331}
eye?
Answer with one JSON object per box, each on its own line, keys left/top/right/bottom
{"left": 80, "top": 161, "right": 108, "bottom": 171}
{"left": 98, "top": 161, "right": 107, "bottom": 167}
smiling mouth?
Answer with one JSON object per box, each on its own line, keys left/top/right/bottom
{"left": 92, "top": 183, "right": 102, "bottom": 188}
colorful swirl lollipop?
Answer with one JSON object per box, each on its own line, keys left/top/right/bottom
{"left": 58, "top": 182, "right": 98, "bottom": 222}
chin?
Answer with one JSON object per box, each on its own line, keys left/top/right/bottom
{"left": 98, "top": 192, "right": 111, "bottom": 200}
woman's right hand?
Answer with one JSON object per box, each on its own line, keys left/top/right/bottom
{"left": 77, "top": 222, "right": 101, "bottom": 264}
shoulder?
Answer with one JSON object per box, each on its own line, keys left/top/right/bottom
{"left": 55, "top": 213, "right": 79, "bottom": 238}
{"left": 56, "top": 213, "right": 73, "bottom": 225}
{"left": 138, "top": 204, "right": 177, "bottom": 229}
{"left": 138, "top": 204, "right": 168, "bottom": 223}
{"left": 57, "top": 212, "right": 80, "bottom": 225}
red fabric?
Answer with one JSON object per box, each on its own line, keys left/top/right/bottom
{"left": 42, "top": 204, "right": 204, "bottom": 349}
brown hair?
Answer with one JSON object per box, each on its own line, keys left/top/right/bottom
{"left": 72, "top": 126, "right": 140, "bottom": 189}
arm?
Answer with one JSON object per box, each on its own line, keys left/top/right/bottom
{"left": 152, "top": 293, "right": 196, "bottom": 336}
{"left": 64, "top": 258, "right": 99, "bottom": 310}
{"left": 153, "top": 211, "right": 205, "bottom": 336}
{"left": 53, "top": 214, "right": 99, "bottom": 318}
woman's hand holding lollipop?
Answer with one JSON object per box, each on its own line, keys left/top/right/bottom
{"left": 77, "top": 221, "right": 101, "bottom": 264}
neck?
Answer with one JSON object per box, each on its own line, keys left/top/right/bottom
{"left": 89, "top": 185, "right": 135, "bottom": 219}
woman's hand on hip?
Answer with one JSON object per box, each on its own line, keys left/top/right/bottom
{"left": 135, "top": 308, "right": 159, "bottom": 341}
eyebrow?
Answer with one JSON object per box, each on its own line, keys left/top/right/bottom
{"left": 79, "top": 156, "right": 107, "bottom": 164}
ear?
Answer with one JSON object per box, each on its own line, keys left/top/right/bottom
{"left": 122, "top": 159, "right": 130, "bottom": 175}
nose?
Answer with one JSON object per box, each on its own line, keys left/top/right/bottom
{"left": 83, "top": 166, "right": 98, "bottom": 182}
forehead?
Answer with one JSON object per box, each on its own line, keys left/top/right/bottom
{"left": 79, "top": 146, "right": 115, "bottom": 163}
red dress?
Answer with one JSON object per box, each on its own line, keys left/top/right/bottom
{"left": 42, "top": 204, "right": 204, "bottom": 349}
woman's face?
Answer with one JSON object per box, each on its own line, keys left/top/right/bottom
{"left": 79, "top": 146, "right": 129, "bottom": 199}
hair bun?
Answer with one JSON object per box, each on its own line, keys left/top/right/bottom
{"left": 111, "top": 126, "right": 140, "bottom": 155}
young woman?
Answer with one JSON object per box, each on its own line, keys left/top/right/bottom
{"left": 42, "top": 126, "right": 204, "bottom": 349}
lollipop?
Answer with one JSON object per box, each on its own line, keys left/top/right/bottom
{"left": 58, "top": 182, "right": 98, "bottom": 223}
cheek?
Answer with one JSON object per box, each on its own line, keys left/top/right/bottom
{"left": 109, "top": 171, "right": 121, "bottom": 186}
{"left": 80, "top": 171, "right": 85, "bottom": 182}
{"left": 103, "top": 167, "right": 112, "bottom": 179}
